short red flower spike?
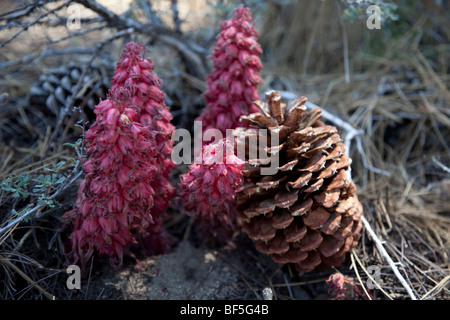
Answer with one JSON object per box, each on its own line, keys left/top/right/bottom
{"left": 196, "top": 6, "right": 263, "bottom": 136}
{"left": 63, "top": 42, "right": 175, "bottom": 271}
{"left": 177, "top": 139, "right": 245, "bottom": 243}
{"left": 326, "top": 272, "right": 371, "bottom": 300}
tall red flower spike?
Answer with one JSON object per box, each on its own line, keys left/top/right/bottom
{"left": 63, "top": 42, "right": 175, "bottom": 271}
{"left": 177, "top": 139, "right": 245, "bottom": 243}
{"left": 196, "top": 6, "right": 263, "bottom": 136}
{"left": 111, "top": 42, "right": 175, "bottom": 217}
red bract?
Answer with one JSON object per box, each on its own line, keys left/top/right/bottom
{"left": 326, "top": 272, "right": 371, "bottom": 300}
{"left": 63, "top": 42, "right": 175, "bottom": 271}
{"left": 177, "top": 139, "right": 245, "bottom": 243}
{"left": 196, "top": 6, "right": 263, "bottom": 136}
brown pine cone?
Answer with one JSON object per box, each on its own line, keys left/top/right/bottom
{"left": 235, "top": 90, "right": 363, "bottom": 274}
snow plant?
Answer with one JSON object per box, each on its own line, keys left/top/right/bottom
{"left": 63, "top": 42, "right": 174, "bottom": 271}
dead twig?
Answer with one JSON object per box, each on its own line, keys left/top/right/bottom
{"left": 136, "top": 0, "right": 163, "bottom": 26}
{"left": 74, "top": 0, "right": 207, "bottom": 78}
{"left": 432, "top": 157, "right": 450, "bottom": 175}
{"left": 171, "top": 0, "right": 182, "bottom": 34}
{"left": 351, "top": 249, "right": 393, "bottom": 299}
{"left": 0, "top": 0, "right": 71, "bottom": 50}
{"left": 0, "top": 47, "right": 96, "bottom": 71}
{"left": 420, "top": 274, "right": 450, "bottom": 300}
{"left": 350, "top": 251, "right": 372, "bottom": 300}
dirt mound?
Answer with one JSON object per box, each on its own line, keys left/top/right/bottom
{"left": 92, "top": 241, "right": 242, "bottom": 300}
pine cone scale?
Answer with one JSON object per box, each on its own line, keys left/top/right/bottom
{"left": 284, "top": 221, "right": 307, "bottom": 242}
{"left": 303, "top": 207, "right": 331, "bottom": 230}
{"left": 318, "top": 236, "right": 345, "bottom": 258}
{"left": 290, "top": 198, "right": 313, "bottom": 216}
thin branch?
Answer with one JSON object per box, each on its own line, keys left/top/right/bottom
{"left": 351, "top": 249, "right": 393, "bottom": 300}
{"left": 158, "top": 34, "right": 208, "bottom": 78}
{"left": 0, "top": 16, "right": 104, "bottom": 31}
{"left": 361, "top": 216, "right": 418, "bottom": 300}
{"left": 47, "top": 24, "right": 108, "bottom": 45}
{"left": 74, "top": 0, "right": 207, "bottom": 78}
{"left": 74, "top": 0, "right": 146, "bottom": 31}
{"left": 137, "top": 0, "right": 163, "bottom": 26}
{"left": 420, "top": 274, "right": 450, "bottom": 300}
{"left": 0, "top": 0, "right": 72, "bottom": 50}
{"left": 355, "top": 135, "right": 392, "bottom": 177}
{"left": 0, "top": 0, "right": 44, "bottom": 20}
{"left": 0, "top": 47, "right": 95, "bottom": 71}
{"left": 350, "top": 251, "right": 372, "bottom": 300}
{"left": 171, "top": 0, "right": 182, "bottom": 33}
{"left": 432, "top": 157, "right": 450, "bottom": 174}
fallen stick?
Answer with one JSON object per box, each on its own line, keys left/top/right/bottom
{"left": 432, "top": 157, "right": 450, "bottom": 174}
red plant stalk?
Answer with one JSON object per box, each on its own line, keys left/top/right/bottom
{"left": 64, "top": 42, "right": 175, "bottom": 271}
{"left": 178, "top": 139, "right": 245, "bottom": 243}
{"left": 196, "top": 6, "right": 263, "bottom": 136}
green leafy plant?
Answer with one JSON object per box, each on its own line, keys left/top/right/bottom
{"left": 0, "top": 144, "right": 83, "bottom": 235}
{"left": 1, "top": 173, "right": 30, "bottom": 199}
{"left": 1, "top": 161, "right": 72, "bottom": 210}
{"left": 341, "top": 0, "right": 398, "bottom": 24}
{"left": 32, "top": 161, "right": 68, "bottom": 208}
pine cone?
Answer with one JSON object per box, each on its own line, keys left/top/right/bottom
{"left": 236, "top": 90, "right": 363, "bottom": 274}
{"left": 29, "top": 61, "right": 112, "bottom": 121}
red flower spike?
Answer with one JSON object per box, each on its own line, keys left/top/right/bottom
{"left": 110, "top": 42, "right": 175, "bottom": 227}
{"left": 63, "top": 42, "right": 175, "bottom": 272}
{"left": 177, "top": 139, "right": 245, "bottom": 244}
{"left": 196, "top": 6, "right": 263, "bottom": 136}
